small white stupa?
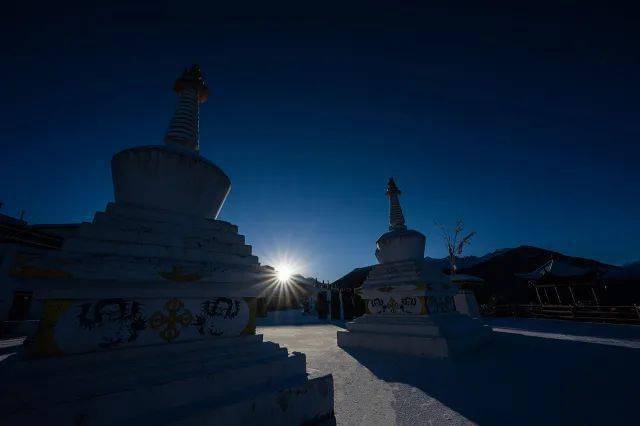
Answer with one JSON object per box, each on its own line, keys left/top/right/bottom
{"left": 337, "top": 178, "right": 491, "bottom": 358}
{"left": 0, "top": 66, "right": 334, "bottom": 425}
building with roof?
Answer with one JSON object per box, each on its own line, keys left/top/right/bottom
{"left": 517, "top": 259, "right": 603, "bottom": 306}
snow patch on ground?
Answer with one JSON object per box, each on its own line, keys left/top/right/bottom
{"left": 258, "top": 311, "right": 640, "bottom": 425}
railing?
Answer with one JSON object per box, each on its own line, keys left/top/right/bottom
{"left": 484, "top": 304, "right": 640, "bottom": 324}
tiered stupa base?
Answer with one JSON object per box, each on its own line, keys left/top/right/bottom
{"left": 337, "top": 260, "right": 492, "bottom": 359}
{"left": 1, "top": 335, "right": 333, "bottom": 425}
{"left": 3, "top": 201, "right": 334, "bottom": 424}
{"left": 337, "top": 313, "right": 491, "bottom": 358}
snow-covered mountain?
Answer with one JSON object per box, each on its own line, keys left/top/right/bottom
{"left": 424, "top": 248, "right": 512, "bottom": 271}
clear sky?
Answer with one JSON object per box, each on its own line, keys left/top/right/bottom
{"left": 2, "top": 2, "right": 639, "bottom": 280}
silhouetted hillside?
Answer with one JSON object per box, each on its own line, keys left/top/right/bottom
{"left": 332, "top": 245, "right": 619, "bottom": 305}
{"left": 458, "top": 245, "right": 616, "bottom": 304}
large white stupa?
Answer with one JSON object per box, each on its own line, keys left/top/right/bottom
{"left": 337, "top": 178, "right": 491, "bottom": 358}
{"left": 0, "top": 65, "right": 334, "bottom": 425}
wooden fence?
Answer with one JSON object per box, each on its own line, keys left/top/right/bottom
{"left": 485, "top": 304, "right": 640, "bottom": 324}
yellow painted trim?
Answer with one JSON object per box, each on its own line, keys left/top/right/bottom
{"left": 241, "top": 297, "right": 257, "bottom": 335}
{"left": 10, "top": 265, "right": 72, "bottom": 279}
{"left": 28, "top": 299, "right": 73, "bottom": 358}
{"left": 159, "top": 266, "right": 202, "bottom": 282}
{"left": 414, "top": 282, "right": 433, "bottom": 291}
{"left": 419, "top": 296, "right": 429, "bottom": 315}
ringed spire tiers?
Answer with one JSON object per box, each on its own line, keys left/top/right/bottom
{"left": 164, "top": 64, "right": 210, "bottom": 152}
{"left": 386, "top": 177, "right": 407, "bottom": 231}
{"left": 375, "top": 178, "right": 426, "bottom": 264}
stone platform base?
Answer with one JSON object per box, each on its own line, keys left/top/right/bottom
{"left": 0, "top": 334, "right": 334, "bottom": 425}
{"left": 337, "top": 314, "right": 492, "bottom": 358}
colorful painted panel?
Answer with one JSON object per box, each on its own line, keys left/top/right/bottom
{"left": 427, "top": 295, "right": 456, "bottom": 314}
{"left": 31, "top": 297, "right": 255, "bottom": 357}
{"left": 367, "top": 296, "right": 424, "bottom": 315}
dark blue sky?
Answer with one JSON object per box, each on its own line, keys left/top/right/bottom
{"left": 2, "top": 2, "right": 639, "bottom": 280}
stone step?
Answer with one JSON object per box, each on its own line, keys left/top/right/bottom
{"left": 103, "top": 203, "right": 238, "bottom": 232}
{"left": 9, "top": 338, "right": 278, "bottom": 383}
{"left": 3, "top": 351, "right": 310, "bottom": 425}
{"left": 338, "top": 319, "right": 493, "bottom": 358}
{"left": 37, "top": 253, "right": 260, "bottom": 282}
{"left": 347, "top": 321, "right": 441, "bottom": 337}
{"left": 337, "top": 329, "right": 450, "bottom": 358}
{"left": 87, "top": 215, "right": 246, "bottom": 246}
{"left": 157, "top": 374, "right": 335, "bottom": 426}
{"left": 348, "top": 315, "right": 492, "bottom": 338}
{"left": 2, "top": 344, "right": 293, "bottom": 409}
{"left": 5, "top": 335, "right": 263, "bottom": 378}
{"left": 100, "top": 203, "right": 242, "bottom": 237}
{"left": 63, "top": 237, "right": 259, "bottom": 265}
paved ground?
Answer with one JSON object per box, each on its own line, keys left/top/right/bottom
{"left": 0, "top": 336, "right": 24, "bottom": 362}
{"left": 258, "top": 313, "right": 640, "bottom": 425}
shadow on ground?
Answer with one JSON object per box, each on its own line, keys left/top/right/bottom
{"left": 342, "top": 331, "right": 639, "bottom": 425}
{"left": 257, "top": 310, "right": 346, "bottom": 329}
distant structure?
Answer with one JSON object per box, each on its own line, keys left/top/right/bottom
{"left": 0, "top": 66, "right": 334, "bottom": 424}
{"left": 337, "top": 178, "right": 491, "bottom": 358}
{"left": 518, "top": 259, "right": 602, "bottom": 305}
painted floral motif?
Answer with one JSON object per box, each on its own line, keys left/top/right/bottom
{"left": 369, "top": 296, "right": 420, "bottom": 315}
{"left": 427, "top": 295, "right": 456, "bottom": 314}
{"left": 149, "top": 298, "right": 193, "bottom": 342}
{"left": 77, "top": 299, "right": 146, "bottom": 349}
{"left": 193, "top": 298, "right": 241, "bottom": 336}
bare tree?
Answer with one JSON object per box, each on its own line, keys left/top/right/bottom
{"left": 437, "top": 219, "right": 476, "bottom": 275}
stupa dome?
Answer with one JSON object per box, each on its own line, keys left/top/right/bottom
{"left": 111, "top": 145, "right": 230, "bottom": 218}
{"left": 375, "top": 228, "right": 426, "bottom": 263}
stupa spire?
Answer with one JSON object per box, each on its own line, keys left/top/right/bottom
{"left": 164, "top": 64, "right": 209, "bottom": 152}
{"left": 386, "top": 177, "right": 406, "bottom": 231}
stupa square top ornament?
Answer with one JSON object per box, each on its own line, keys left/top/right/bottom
{"left": 337, "top": 178, "right": 491, "bottom": 358}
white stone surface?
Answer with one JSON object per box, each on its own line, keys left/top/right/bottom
{"left": 111, "top": 145, "right": 231, "bottom": 219}
{"left": 0, "top": 334, "right": 334, "bottom": 425}
{"left": 375, "top": 229, "right": 426, "bottom": 264}
{"left": 338, "top": 314, "right": 492, "bottom": 358}
{"left": 340, "top": 258, "right": 491, "bottom": 358}
{"left": 259, "top": 313, "right": 640, "bottom": 426}
{"left": 9, "top": 202, "right": 264, "bottom": 291}
{"left": 339, "top": 178, "right": 491, "bottom": 358}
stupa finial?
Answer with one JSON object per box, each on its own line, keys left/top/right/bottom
{"left": 164, "top": 64, "right": 210, "bottom": 152}
{"left": 386, "top": 177, "right": 406, "bottom": 231}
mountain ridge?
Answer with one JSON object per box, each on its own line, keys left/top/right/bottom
{"left": 332, "top": 245, "right": 622, "bottom": 304}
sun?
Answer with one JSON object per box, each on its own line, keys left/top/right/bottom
{"left": 275, "top": 263, "right": 294, "bottom": 283}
